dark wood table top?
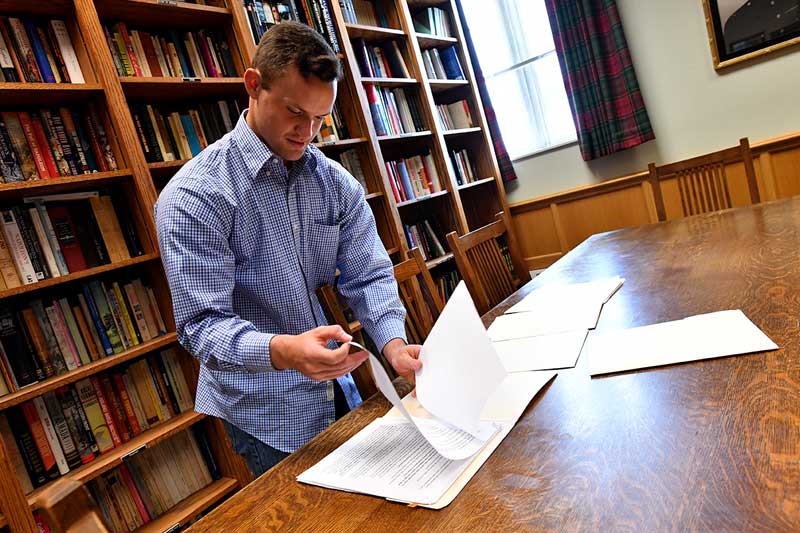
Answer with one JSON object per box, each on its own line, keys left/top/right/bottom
{"left": 190, "top": 198, "right": 800, "bottom": 531}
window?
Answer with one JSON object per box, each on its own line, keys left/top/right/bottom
{"left": 461, "top": 0, "right": 576, "bottom": 160}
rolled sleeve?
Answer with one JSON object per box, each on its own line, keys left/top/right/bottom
{"left": 155, "top": 177, "right": 276, "bottom": 373}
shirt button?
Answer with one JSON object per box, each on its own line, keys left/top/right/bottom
{"left": 292, "top": 223, "right": 299, "bottom": 232}
{"left": 325, "top": 418, "right": 334, "bottom": 426}
{"left": 326, "top": 381, "right": 334, "bottom": 400}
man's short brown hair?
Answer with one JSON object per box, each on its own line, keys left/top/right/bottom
{"left": 252, "top": 21, "right": 342, "bottom": 88}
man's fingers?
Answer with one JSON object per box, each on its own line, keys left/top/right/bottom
{"left": 313, "top": 324, "right": 352, "bottom": 343}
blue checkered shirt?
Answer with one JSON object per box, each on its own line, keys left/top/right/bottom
{"left": 154, "top": 111, "right": 407, "bottom": 452}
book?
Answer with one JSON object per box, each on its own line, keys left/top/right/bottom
{"left": 42, "top": 391, "right": 82, "bottom": 469}
{"left": 0, "top": 412, "right": 34, "bottom": 493}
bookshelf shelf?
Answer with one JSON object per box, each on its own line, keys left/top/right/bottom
{"left": 95, "top": 0, "right": 232, "bottom": 29}
{"left": 385, "top": 246, "right": 401, "bottom": 255}
{"left": 415, "top": 33, "right": 458, "bottom": 48}
{"left": 136, "top": 477, "right": 238, "bottom": 533}
{"left": 0, "top": 0, "right": 72, "bottom": 16}
{"left": 27, "top": 411, "right": 207, "bottom": 510}
{"left": 458, "top": 177, "right": 495, "bottom": 190}
{"left": 119, "top": 77, "right": 245, "bottom": 100}
{"left": 0, "top": 83, "right": 104, "bottom": 106}
{"left": 425, "top": 252, "right": 453, "bottom": 269}
{"left": 360, "top": 77, "right": 418, "bottom": 87}
{"left": 0, "top": 253, "right": 160, "bottom": 300}
{"left": 378, "top": 131, "right": 432, "bottom": 142}
{"left": 313, "top": 137, "right": 368, "bottom": 151}
{"left": 148, "top": 159, "right": 190, "bottom": 172}
{"left": 442, "top": 126, "right": 482, "bottom": 137}
{"left": 407, "top": 0, "right": 450, "bottom": 6}
{"left": 0, "top": 333, "right": 177, "bottom": 411}
{"left": 365, "top": 191, "right": 384, "bottom": 200}
{"left": 396, "top": 189, "right": 449, "bottom": 208}
{"left": 428, "top": 79, "right": 469, "bottom": 92}
{"left": 0, "top": 170, "right": 132, "bottom": 198}
{"left": 344, "top": 23, "right": 405, "bottom": 41}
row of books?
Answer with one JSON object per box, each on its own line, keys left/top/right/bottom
{"left": 0, "top": 348, "right": 191, "bottom": 493}
{"left": 450, "top": 147, "right": 477, "bottom": 186}
{"left": 130, "top": 99, "right": 242, "bottom": 163}
{"left": 334, "top": 148, "right": 368, "bottom": 193}
{"left": 103, "top": 22, "right": 237, "bottom": 79}
{"left": 88, "top": 427, "right": 219, "bottom": 531}
{"left": 435, "top": 269, "right": 460, "bottom": 301}
{"left": 365, "top": 84, "right": 426, "bottom": 137}
{"left": 0, "top": 105, "right": 119, "bottom": 183}
{"left": 240, "top": 0, "right": 340, "bottom": 54}
{"left": 403, "top": 219, "right": 446, "bottom": 261}
{"left": 436, "top": 99, "right": 474, "bottom": 130}
{"left": 352, "top": 37, "right": 409, "bottom": 79}
{"left": 0, "top": 278, "right": 166, "bottom": 393}
{"left": 339, "top": 0, "right": 389, "bottom": 26}
{"left": 314, "top": 102, "right": 349, "bottom": 144}
{"left": 0, "top": 194, "right": 142, "bottom": 288}
{"left": 413, "top": 7, "right": 453, "bottom": 38}
{"left": 385, "top": 154, "right": 442, "bottom": 204}
{"left": 421, "top": 46, "right": 465, "bottom": 80}
{"left": 0, "top": 16, "right": 85, "bottom": 83}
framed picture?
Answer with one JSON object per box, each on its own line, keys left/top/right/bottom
{"left": 702, "top": 0, "right": 800, "bottom": 70}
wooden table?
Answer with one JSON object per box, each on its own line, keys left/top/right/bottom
{"left": 189, "top": 198, "right": 800, "bottom": 531}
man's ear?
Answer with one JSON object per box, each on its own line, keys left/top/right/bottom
{"left": 244, "top": 68, "right": 262, "bottom": 99}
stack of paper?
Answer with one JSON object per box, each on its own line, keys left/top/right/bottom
{"left": 297, "top": 282, "right": 556, "bottom": 507}
{"left": 586, "top": 309, "right": 778, "bottom": 376}
{"left": 489, "top": 276, "right": 624, "bottom": 372}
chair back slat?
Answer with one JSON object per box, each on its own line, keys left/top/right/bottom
{"left": 447, "top": 213, "right": 531, "bottom": 315}
{"left": 649, "top": 138, "right": 759, "bottom": 221}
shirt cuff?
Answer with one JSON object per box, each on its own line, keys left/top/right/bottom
{"left": 238, "top": 330, "right": 276, "bottom": 372}
{"left": 372, "top": 320, "right": 408, "bottom": 355}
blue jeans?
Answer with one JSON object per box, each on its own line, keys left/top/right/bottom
{"left": 222, "top": 420, "right": 290, "bottom": 478}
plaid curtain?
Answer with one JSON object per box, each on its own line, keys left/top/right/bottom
{"left": 545, "top": 0, "right": 654, "bottom": 161}
{"left": 454, "top": 1, "right": 517, "bottom": 183}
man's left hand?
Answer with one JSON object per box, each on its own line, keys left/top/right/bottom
{"left": 383, "top": 338, "right": 422, "bottom": 385}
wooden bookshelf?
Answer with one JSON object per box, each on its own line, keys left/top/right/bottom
{"left": 0, "top": 253, "right": 159, "bottom": 299}
{"left": 0, "top": 82, "right": 104, "bottom": 106}
{"left": 0, "top": 333, "right": 177, "bottom": 410}
{"left": 136, "top": 477, "right": 238, "bottom": 533}
{"left": 429, "top": 79, "right": 469, "bottom": 92}
{"left": 119, "top": 77, "right": 246, "bottom": 100}
{"left": 360, "top": 76, "right": 418, "bottom": 87}
{"left": 443, "top": 126, "right": 482, "bottom": 137}
{"left": 344, "top": 23, "right": 405, "bottom": 41}
{"left": 0, "top": 169, "right": 132, "bottom": 197}
{"left": 27, "top": 410, "right": 206, "bottom": 505}
{"left": 458, "top": 176, "right": 496, "bottom": 190}
{"left": 415, "top": 33, "right": 457, "bottom": 48}
{"left": 0, "top": 1, "right": 252, "bottom": 531}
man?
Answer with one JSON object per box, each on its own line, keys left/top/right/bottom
{"left": 155, "top": 22, "right": 421, "bottom": 477}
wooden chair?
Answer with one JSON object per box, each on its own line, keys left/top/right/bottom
{"left": 648, "top": 137, "right": 760, "bottom": 222}
{"left": 446, "top": 213, "right": 531, "bottom": 315}
{"left": 317, "top": 248, "right": 443, "bottom": 398}
{"left": 32, "top": 478, "right": 110, "bottom": 533}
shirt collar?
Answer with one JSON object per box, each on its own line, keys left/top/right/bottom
{"left": 232, "top": 109, "right": 316, "bottom": 181}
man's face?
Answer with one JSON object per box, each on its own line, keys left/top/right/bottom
{"left": 246, "top": 65, "right": 336, "bottom": 161}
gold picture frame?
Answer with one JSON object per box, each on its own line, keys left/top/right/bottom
{"left": 702, "top": 0, "right": 800, "bottom": 70}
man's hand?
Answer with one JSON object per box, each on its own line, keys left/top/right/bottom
{"left": 383, "top": 338, "right": 422, "bottom": 385}
{"left": 270, "top": 325, "right": 368, "bottom": 381}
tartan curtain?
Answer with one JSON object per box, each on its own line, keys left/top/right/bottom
{"left": 544, "top": 0, "right": 654, "bottom": 161}
{"left": 454, "top": 1, "right": 517, "bottom": 183}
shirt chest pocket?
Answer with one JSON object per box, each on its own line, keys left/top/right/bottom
{"left": 308, "top": 222, "right": 339, "bottom": 287}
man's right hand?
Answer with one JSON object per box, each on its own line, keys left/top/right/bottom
{"left": 270, "top": 325, "right": 368, "bottom": 381}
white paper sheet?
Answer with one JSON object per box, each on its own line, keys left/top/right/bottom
{"left": 354, "top": 346, "right": 498, "bottom": 460}
{"left": 297, "top": 417, "right": 473, "bottom": 505}
{"left": 416, "top": 282, "right": 508, "bottom": 438}
{"left": 505, "top": 276, "right": 624, "bottom": 315}
{"left": 586, "top": 309, "right": 778, "bottom": 376}
{"left": 493, "top": 330, "right": 588, "bottom": 372}
{"left": 298, "top": 371, "right": 558, "bottom": 508}
{"left": 487, "top": 303, "right": 602, "bottom": 342}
